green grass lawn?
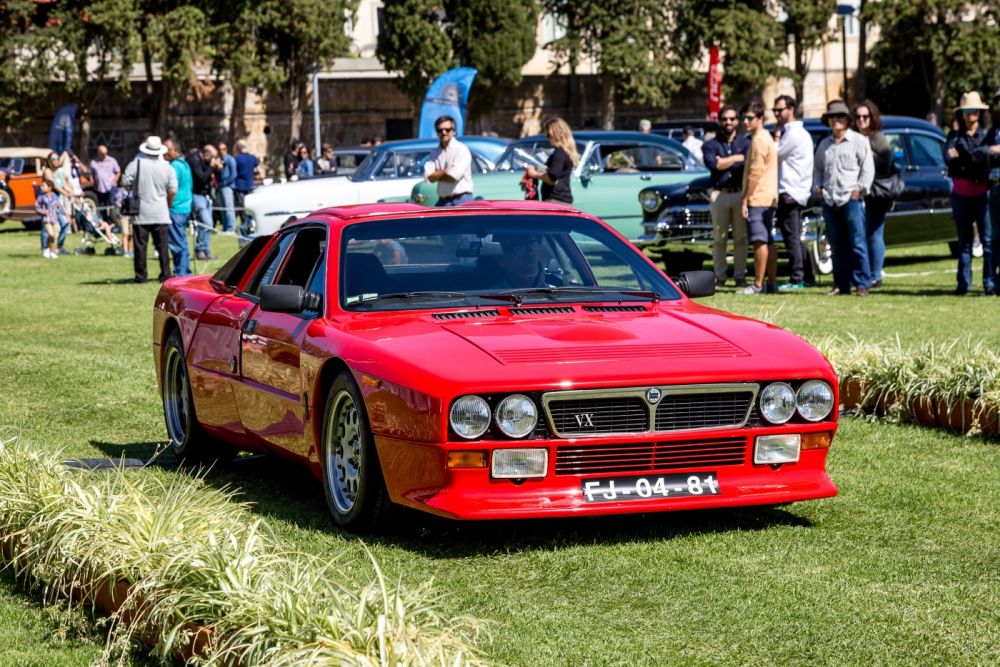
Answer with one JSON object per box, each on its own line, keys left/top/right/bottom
{"left": 0, "top": 224, "right": 997, "bottom": 665}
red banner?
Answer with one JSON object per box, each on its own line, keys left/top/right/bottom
{"left": 707, "top": 45, "right": 721, "bottom": 121}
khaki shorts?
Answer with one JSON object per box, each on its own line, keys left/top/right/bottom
{"left": 118, "top": 216, "right": 131, "bottom": 235}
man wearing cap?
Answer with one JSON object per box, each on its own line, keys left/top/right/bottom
{"left": 944, "top": 91, "right": 996, "bottom": 295}
{"left": 424, "top": 115, "right": 473, "bottom": 206}
{"left": 121, "top": 136, "right": 177, "bottom": 283}
{"left": 813, "top": 101, "right": 874, "bottom": 296}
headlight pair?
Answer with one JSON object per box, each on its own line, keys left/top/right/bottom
{"left": 450, "top": 394, "right": 538, "bottom": 440}
{"left": 759, "top": 380, "right": 834, "bottom": 424}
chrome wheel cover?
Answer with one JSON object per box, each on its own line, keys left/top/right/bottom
{"left": 162, "top": 345, "right": 190, "bottom": 447}
{"left": 325, "top": 390, "right": 362, "bottom": 514}
{"left": 0, "top": 189, "right": 11, "bottom": 217}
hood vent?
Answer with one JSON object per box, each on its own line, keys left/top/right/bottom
{"left": 433, "top": 309, "right": 500, "bottom": 321}
{"left": 583, "top": 305, "right": 648, "bottom": 313}
{"left": 508, "top": 306, "right": 575, "bottom": 315}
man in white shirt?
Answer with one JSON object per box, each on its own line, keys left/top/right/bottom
{"left": 770, "top": 95, "right": 814, "bottom": 290}
{"left": 424, "top": 115, "right": 474, "bottom": 206}
{"left": 681, "top": 126, "right": 704, "bottom": 163}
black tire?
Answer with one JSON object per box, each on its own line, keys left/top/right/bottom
{"left": 161, "top": 330, "right": 230, "bottom": 465}
{"left": 0, "top": 183, "right": 12, "bottom": 219}
{"left": 320, "top": 371, "right": 393, "bottom": 532}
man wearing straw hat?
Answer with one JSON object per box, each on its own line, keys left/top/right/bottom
{"left": 944, "top": 91, "right": 995, "bottom": 295}
{"left": 813, "top": 101, "right": 874, "bottom": 296}
{"left": 121, "top": 136, "right": 177, "bottom": 284}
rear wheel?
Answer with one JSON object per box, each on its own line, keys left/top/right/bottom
{"left": 320, "top": 372, "right": 392, "bottom": 532}
{"left": 162, "top": 330, "right": 229, "bottom": 464}
{"left": 0, "top": 184, "right": 12, "bottom": 219}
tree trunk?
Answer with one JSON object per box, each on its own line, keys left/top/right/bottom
{"left": 79, "top": 103, "right": 92, "bottom": 160}
{"left": 857, "top": 0, "right": 867, "bottom": 101}
{"left": 229, "top": 83, "right": 247, "bottom": 145}
{"left": 289, "top": 76, "right": 305, "bottom": 145}
{"left": 156, "top": 81, "right": 171, "bottom": 139}
{"left": 140, "top": 23, "right": 157, "bottom": 133}
{"left": 600, "top": 73, "right": 615, "bottom": 130}
{"left": 793, "top": 38, "right": 806, "bottom": 111}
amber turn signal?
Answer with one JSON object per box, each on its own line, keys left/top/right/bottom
{"left": 447, "top": 450, "right": 488, "bottom": 469}
{"left": 801, "top": 431, "right": 832, "bottom": 450}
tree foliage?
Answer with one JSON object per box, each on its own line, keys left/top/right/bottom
{"left": 866, "top": 0, "right": 1000, "bottom": 119}
{"left": 0, "top": 1, "right": 49, "bottom": 126}
{"left": 780, "top": 0, "right": 836, "bottom": 107}
{"left": 543, "top": 0, "right": 682, "bottom": 128}
{"left": 376, "top": 0, "right": 538, "bottom": 121}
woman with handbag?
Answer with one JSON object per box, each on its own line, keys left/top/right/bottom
{"left": 944, "top": 92, "right": 994, "bottom": 296}
{"left": 524, "top": 117, "right": 578, "bottom": 204}
{"left": 854, "top": 100, "right": 899, "bottom": 288}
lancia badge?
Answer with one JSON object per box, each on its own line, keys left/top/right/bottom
{"left": 645, "top": 387, "right": 662, "bottom": 405}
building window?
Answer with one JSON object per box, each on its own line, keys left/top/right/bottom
{"left": 541, "top": 13, "right": 565, "bottom": 45}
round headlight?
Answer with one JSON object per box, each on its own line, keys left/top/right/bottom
{"left": 450, "top": 395, "right": 491, "bottom": 439}
{"left": 640, "top": 190, "right": 662, "bottom": 212}
{"left": 494, "top": 394, "right": 538, "bottom": 438}
{"left": 796, "top": 380, "right": 834, "bottom": 422}
{"left": 759, "top": 382, "right": 796, "bottom": 424}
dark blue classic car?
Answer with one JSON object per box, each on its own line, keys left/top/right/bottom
{"left": 636, "top": 116, "right": 953, "bottom": 275}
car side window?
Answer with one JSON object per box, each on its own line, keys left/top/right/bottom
{"left": 245, "top": 233, "right": 295, "bottom": 298}
{"left": 884, "top": 133, "right": 907, "bottom": 171}
{"left": 273, "top": 226, "right": 327, "bottom": 315}
{"left": 374, "top": 153, "right": 397, "bottom": 179}
{"left": 908, "top": 134, "right": 944, "bottom": 168}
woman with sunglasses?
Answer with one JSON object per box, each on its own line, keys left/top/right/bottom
{"left": 853, "top": 100, "right": 893, "bottom": 288}
{"left": 944, "top": 92, "right": 994, "bottom": 295}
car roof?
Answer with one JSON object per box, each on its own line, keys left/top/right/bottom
{"left": 512, "top": 130, "right": 688, "bottom": 152}
{"left": 0, "top": 147, "right": 54, "bottom": 159}
{"left": 796, "top": 115, "right": 945, "bottom": 137}
{"left": 372, "top": 136, "right": 510, "bottom": 151}
{"left": 295, "top": 200, "right": 583, "bottom": 228}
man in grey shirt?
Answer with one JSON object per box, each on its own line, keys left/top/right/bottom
{"left": 122, "top": 136, "right": 177, "bottom": 283}
{"left": 814, "top": 102, "right": 874, "bottom": 296}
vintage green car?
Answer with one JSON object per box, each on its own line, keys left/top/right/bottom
{"left": 409, "top": 131, "right": 708, "bottom": 242}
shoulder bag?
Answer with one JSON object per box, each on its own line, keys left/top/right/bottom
{"left": 121, "top": 159, "right": 141, "bottom": 216}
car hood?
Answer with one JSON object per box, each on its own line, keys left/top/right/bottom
{"left": 328, "top": 304, "right": 834, "bottom": 394}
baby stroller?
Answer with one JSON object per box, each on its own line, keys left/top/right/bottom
{"left": 73, "top": 198, "right": 121, "bottom": 255}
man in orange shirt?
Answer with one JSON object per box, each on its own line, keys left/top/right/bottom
{"left": 738, "top": 101, "right": 779, "bottom": 294}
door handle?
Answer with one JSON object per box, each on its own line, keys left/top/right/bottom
{"left": 243, "top": 319, "right": 258, "bottom": 334}
{"left": 640, "top": 174, "right": 652, "bottom": 181}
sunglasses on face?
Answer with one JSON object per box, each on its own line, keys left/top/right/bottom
{"left": 771, "top": 107, "right": 787, "bottom": 114}
{"left": 436, "top": 126, "right": 456, "bottom": 134}
{"left": 720, "top": 116, "right": 738, "bottom": 122}
{"left": 961, "top": 108, "right": 980, "bottom": 114}
{"left": 829, "top": 115, "right": 850, "bottom": 122}
{"left": 855, "top": 113, "right": 871, "bottom": 120}
{"left": 741, "top": 115, "right": 757, "bottom": 121}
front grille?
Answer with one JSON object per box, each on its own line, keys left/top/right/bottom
{"left": 508, "top": 306, "right": 575, "bottom": 315}
{"left": 670, "top": 206, "right": 712, "bottom": 227}
{"left": 555, "top": 437, "right": 747, "bottom": 475}
{"left": 582, "top": 305, "right": 648, "bottom": 312}
{"left": 547, "top": 397, "right": 649, "bottom": 435}
{"left": 433, "top": 309, "right": 499, "bottom": 320}
{"left": 654, "top": 391, "right": 754, "bottom": 431}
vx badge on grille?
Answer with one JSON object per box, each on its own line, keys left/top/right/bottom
{"left": 645, "top": 387, "right": 663, "bottom": 405}
{"left": 574, "top": 413, "right": 596, "bottom": 428}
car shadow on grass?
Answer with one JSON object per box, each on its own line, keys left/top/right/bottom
{"left": 78, "top": 278, "right": 147, "bottom": 285}
{"left": 90, "top": 442, "right": 814, "bottom": 554}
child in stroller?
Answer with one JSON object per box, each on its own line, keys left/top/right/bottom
{"left": 72, "top": 196, "right": 120, "bottom": 255}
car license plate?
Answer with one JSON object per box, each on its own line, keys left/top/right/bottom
{"left": 582, "top": 473, "right": 720, "bottom": 503}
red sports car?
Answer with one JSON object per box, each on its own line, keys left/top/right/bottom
{"left": 154, "top": 201, "right": 838, "bottom": 531}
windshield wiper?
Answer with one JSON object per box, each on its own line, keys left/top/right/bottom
{"left": 349, "top": 291, "right": 525, "bottom": 306}
{"left": 483, "top": 287, "right": 661, "bottom": 303}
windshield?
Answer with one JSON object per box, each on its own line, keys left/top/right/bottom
{"left": 340, "top": 214, "right": 680, "bottom": 311}
{"left": 494, "top": 140, "right": 588, "bottom": 172}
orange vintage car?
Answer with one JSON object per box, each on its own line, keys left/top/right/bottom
{"left": 0, "top": 147, "right": 97, "bottom": 229}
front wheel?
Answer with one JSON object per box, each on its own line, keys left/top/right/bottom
{"left": 0, "top": 184, "right": 13, "bottom": 219}
{"left": 320, "top": 372, "right": 392, "bottom": 532}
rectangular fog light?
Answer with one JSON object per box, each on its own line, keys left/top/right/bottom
{"left": 754, "top": 434, "right": 801, "bottom": 465}
{"left": 491, "top": 448, "right": 548, "bottom": 479}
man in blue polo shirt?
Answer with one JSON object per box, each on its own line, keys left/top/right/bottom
{"left": 702, "top": 104, "right": 750, "bottom": 287}
{"left": 164, "top": 138, "right": 192, "bottom": 277}
{"left": 233, "top": 139, "right": 261, "bottom": 234}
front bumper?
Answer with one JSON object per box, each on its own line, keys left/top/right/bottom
{"left": 374, "top": 424, "right": 837, "bottom": 520}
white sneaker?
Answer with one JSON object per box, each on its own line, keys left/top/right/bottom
{"left": 973, "top": 240, "right": 983, "bottom": 258}
{"left": 42, "top": 249, "right": 50, "bottom": 258}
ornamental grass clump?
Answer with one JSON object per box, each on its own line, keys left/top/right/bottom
{"left": 0, "top": 440, "right": 484, "bottom": 666}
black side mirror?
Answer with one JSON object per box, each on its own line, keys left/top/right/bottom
{"left": 260, "top": 284, "right": 305, "bottom": 312}
{"left": 674, "top": 270, "right": 716, "bottom": 298}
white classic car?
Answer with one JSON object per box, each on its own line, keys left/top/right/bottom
{"left": 242, "top": 136, "right": 508, "bottom": 236}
